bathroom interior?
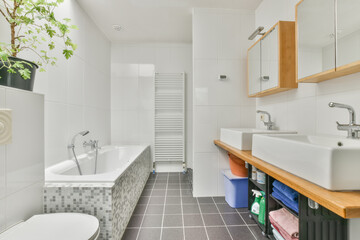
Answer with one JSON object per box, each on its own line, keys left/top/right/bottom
{"left": 1, "top": 0, "right": 360, "bottom": 239}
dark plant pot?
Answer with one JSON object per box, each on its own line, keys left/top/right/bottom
{"left": 0, "top": 56, "right": 38, "bottom": 91}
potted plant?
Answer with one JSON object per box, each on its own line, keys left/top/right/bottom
{"left": 0, "top": 0, "right": 77, "bottom": 91}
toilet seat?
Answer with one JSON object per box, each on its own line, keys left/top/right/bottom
{"left": 0, "top": 213, "right": 100, "bottom": 240}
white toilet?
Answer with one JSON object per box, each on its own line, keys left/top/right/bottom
{"left": 0, "top": 213, "right": 100, "bottom": 240}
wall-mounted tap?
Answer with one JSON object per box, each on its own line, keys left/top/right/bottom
{"left": 83, "top": 139, "right": 100, "bottom": 150}
{"left": 328, "top": 102, "right": 360, "bottom": 139}
{"left": 256, "top": 110, "right": 275, "bottom": 130}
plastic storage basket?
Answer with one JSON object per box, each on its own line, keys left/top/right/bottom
{"left": 223, "top": 170, "right": 248, "bottom": 208}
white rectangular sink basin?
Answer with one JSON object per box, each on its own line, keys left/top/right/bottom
{"left": 252, "top": 134, "right": 360, "bottom": 191}
{"left": 220, "top": 128, "right": 297, "bottom": 150}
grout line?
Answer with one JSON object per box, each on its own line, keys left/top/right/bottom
{"left": 212, "top": 197, "right": 234, "bottom": 240}
{"left": 127, "top": 224, "right": 249, "bottom": 229}
{"left": 196, "top": 197, "right": 210, "bottom": 240}
{"left": 159, "top": 173, "right": 169, "bottom": 240}
{"left": 135, "top": 173, "right": 157, "bottom": 240}
{"left": 238, "top": 211, "right": 258, "bottom": 240}
{"left": 179, "top": 173, "right": 185, "bottom": 240}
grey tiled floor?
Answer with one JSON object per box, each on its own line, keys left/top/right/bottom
{"left": 122, "top": 172, "right": 268, "bottom": 240}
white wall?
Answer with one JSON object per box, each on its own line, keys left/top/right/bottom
{"left": 0, "top": 1, "right": 111, "bottom": 168}
{"left": 111, "top": 43, "right": 193, "bottom": 171}
{"left": 192, "top": 8, "right": 256, "bottom": 197}
{"left": 0, "top": 86, "right": 44, "bottom": 232}
{"left": 255, "top": 0, "right": 360, "bottom": 138}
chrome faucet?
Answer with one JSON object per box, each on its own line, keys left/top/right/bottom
{"left": 257, "top": 110, "right": 275, "bottom": 130}
{"left": 328, "top": 102, "right": 360, "bottom": 139}
{"left": 83, "top": 139, "right": 99, "bottom": 150}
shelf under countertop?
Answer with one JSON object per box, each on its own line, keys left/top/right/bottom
{"left": 214, "top": 139, "right": 360, "bottom": 219}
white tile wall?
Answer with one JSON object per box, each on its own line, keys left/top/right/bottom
{"left": 0, "top": 86, "right": 44, "bottom": 232}
{"left": 255, "top": 0, "right": 360, "bottom": 139}
{"left": 193, "top": 8, "right": 256, "bottom": 197}
{"left": 17, "top": 0, "right": 112, "bottom": 167}
{"left": 111, "top": 43, "right": 193, "bottom": 172}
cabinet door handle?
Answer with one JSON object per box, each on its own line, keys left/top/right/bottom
{"left": 261, "top": 76, "right": 270, "bottom": 81}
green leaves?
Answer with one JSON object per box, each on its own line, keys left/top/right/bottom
{"left": 63, "top": 49, "right": 73, "bottom": 59}
{"left": 0, "top": 0, "right": 78, "bottom": 79}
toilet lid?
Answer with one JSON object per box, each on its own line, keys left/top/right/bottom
{"left": 0, "top": 213, "right": 100, "bottom": 240}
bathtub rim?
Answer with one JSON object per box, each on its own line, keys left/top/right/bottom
{"left": 45, "top": 145, "right": 150, "bottom": 187}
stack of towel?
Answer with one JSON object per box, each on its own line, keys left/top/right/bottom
{"left": 269, "top": 208, "right": 299, "bottom": 240}
{"left": 272, "top": 180, "right": 299, "bottom": 213}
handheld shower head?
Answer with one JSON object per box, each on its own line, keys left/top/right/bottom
{"left": 69, "top": 130, "right": 90, "bottom": 148}
{"left": 80, "top": 130, "right": 89, "bottom": 136}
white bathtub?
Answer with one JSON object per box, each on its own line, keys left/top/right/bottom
{"left": 44, "top": 144, "right": 152, "bottom": 239}
{"left": 45, "top": 145, "right": 149, "bottom": 184}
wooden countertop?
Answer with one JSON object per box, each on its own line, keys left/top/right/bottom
{"left": 214, "top": 139, "right": 360, "bottom": 219}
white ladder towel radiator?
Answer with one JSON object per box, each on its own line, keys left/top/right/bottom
{"left": 154, "top": 72, "right": 185, "bottom": 173}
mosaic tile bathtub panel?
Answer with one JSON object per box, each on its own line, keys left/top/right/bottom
{"left": 44, "top": 146, "right": 151, "bottom": 240}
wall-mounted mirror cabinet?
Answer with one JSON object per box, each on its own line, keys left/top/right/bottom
{"left": 297, "top": 0, "right": 360, "bottom": 83}
{"left": 248, "top": 21, "right": 297, "bottom": 97}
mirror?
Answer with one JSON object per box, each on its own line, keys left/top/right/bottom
{"left": 337, "top": 0, "right": 360, "bottom": 68}
{"left": 297, "top": 0, "right": 336, "bottom": 80}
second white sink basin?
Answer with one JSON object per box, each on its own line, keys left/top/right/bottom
{"left": 220, "top": 128, "right": 297, "bottom": 150}
{"left": 252, "top": 134, "right": 360, "bottom": 191}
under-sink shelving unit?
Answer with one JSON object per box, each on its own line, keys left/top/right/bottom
{"left": 247, "top": 163, "right": 347, "bottom": 239}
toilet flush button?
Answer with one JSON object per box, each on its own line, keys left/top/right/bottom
{"left": 0, "top": 109, "right": 12, "bottom": 145}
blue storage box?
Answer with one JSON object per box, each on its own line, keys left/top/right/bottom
{"left": 223, "top": 170, "right": 248, "bottom": 208}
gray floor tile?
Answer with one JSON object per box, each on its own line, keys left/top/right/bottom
{"left": 213, "top": 197, "right": 227, "bottom": 204}
{"left": 249, "top": 225, "right": 268, "bottom": 240}
{"left": 206, "top": 227, "right": 232, "bottom": 240}
{"left": 182, "top": 196, "right": 198, "bottom": 204}
{"left": 217, "top": 203, "right": 237, "bottom": 213}
{"left": 181, "top": 189, "right": 193, "bottom": 196}
{"left": 167, "top": 189, "right": 181, "bottom": 196}
{"left": 137, "top": 228, "right": 161, "bottom": 240}
{"left": 165, "top": 205, "right": 182, "bottom": 214}
{"left": 146, "top": 205, "right": 164, "bottom": 214}
{"left": 183, "top": 204, "right": 200, "bottom": 214}
{"left": 137, "top": 197, "right": 149, "bottom": 205}
{"left": 151, "top": 189, "right": 166, "bottom": 196}
{"left": 127, "top": 215, "right": 143, "bottom": 227}
{"left": 149, "top": 196, "right": 165, "bottom": 205}
{"left": 166, "top": 196, "right": 181, "bottom": 205}
{"left": 162, "top": 228, "right": 184, "bottom": 240}
{"left": 141, "top": 215, "right": 163, "bottom": 227}
{"left": 228, "top": 226, "right": 256, "bottom": 240}
{"left": 222, "top": 213, "right": 245, "bottom": 225}
{"left": 181, "top": 184, "right": 192, "bottom": 189}
{"left": 200, "top": 204, "right": 219, "bottom": 214}
{"left": 184, "top": 227, "right": 207, "bottom": 240}
{"left": 168, "top": 179, "right": 180, "bottom": 183}
{"left": 240, "top": 212, "right": 257, "bottom": 225}
{"left": 198, "top": 197, "right": 214, "bottom": 204}
{"left": 133, "top": 205, "right": 147, "bottom": 214}
{"left": 141, "top": 189, "right": 152, "bottom": 196}
{"left": 184, "top": 214, "right": 204, "bottom": 226}
{"left": 154, "top": 184, "right": 167, "bottom": 189}
{"left": 163, "top": 215, "right": 183, "bottom": 227}
{"left": 202, "top": 214, "right": 225, "bottom": 226}
{"left": 236, "top": 208, "right": 249, "bottom": 213}
{"left": 156, "top": 179, "right": 168, "bottom": 183}
{"left": 168, "top": 184, "right": 180, "bottom": 189}
{"left": 121, "top": 228, "right": 138, "bottom": 240}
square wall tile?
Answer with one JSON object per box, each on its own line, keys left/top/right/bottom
{"left": 6, "top": 89, "right": 44, "bottom": 193}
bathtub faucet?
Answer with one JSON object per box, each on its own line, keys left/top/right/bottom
{"left": 83, "top": 140, "right": 100, "bottom": 150}
{"left": 83, "top": 139, "right": 100, "bottom": 174}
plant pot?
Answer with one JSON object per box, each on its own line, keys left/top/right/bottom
{"left": 0, "top": 57, "right": 38, "bottom": 91}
